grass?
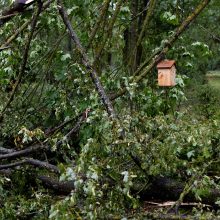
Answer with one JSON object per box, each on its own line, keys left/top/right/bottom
{"left": 205, "top": 70, "right": 220, "bottom": 118}
{"left": 206, "top": 70, "right": 220, "bottom": 90}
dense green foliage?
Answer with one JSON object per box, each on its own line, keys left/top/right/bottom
{"left": 0, "top": 0, "right": 220, "bottom": 219}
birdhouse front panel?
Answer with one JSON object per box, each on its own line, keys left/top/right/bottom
{"left": 157, "top": 60, "right": 176, "bottom": 87}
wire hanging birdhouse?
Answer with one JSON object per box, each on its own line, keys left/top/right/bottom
{"left": 157, "top": 60, "right": 176, "bottom": 87}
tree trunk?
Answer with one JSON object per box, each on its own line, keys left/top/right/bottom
{"left": 38, "top": 175, "right": 220, "bottom": 206}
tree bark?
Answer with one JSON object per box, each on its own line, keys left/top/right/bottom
{"left": 37, "top": 175, "right": 220, "bottom": 206}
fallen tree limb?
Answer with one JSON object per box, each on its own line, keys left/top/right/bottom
{"left": 0, "top": 158, "right": 60, "bottom": 173}
{"left": 0, "top": 109, "right": 87, "bottom": 160}
{"left": 57, "top": 0, "right": 117, "bottom": 119}
{"left": 0, "top": 160, "right": 25, "bottom": 169}
{"left": 38, "top": 175, "right": 75, "bottom": 194}
{"left": 37, "top": 175, "right": 220, "bottom": 206}
{"left": 0, "top": 110, "right": 87, "bottom": 161}
{"left": 0, "top": 144, "right": 47, "bottom": 160}
{"left": 139, "top": 176, "right": 220, "bottom": 206}
{"left": 144, "top": 201, "right": 212, "bottom": 208}
{"left": 0, "top": 147, "right": 16, "bottom": 154}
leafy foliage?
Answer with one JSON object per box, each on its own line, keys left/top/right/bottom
{"left": 0, "top": 0, "right": 220, "bottom": 219}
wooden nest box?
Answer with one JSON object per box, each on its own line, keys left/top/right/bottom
{"left": 157, "top": 60, "right": 176, "bottom": 87}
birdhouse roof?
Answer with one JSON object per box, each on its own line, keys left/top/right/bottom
{"left": 157, "top": 60, "right": 175, "bottom": 69}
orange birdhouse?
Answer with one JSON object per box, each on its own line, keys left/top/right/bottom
{"left": 157, "top": 60, "right": 176, "bottom": 87}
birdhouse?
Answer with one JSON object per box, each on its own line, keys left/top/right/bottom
{"left": 157, "top": 60, "right": 176, "bottom": 87}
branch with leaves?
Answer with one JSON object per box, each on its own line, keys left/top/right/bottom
{"left": 0, "top": 0, "right": 37, "bottom": 26}
{"left": 111, "top": 0, "right": 211, "bottom": 100}
{"left": 0, "top": 1, "right": 43, "bottom": 118}
{"left": 57, "top": 0, "right": 117, "bottom": 119}
{"left": 1, "top": 0, "right": 53, "bottom": 48}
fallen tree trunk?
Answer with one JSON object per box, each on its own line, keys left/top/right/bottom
{"left": 38, "top": 175, "right": 220, "bottom": 206}
{"left": 38, "top": 175, "right": 75, "bottom": 194}
{"left": 139, "top": 176, "right": 220, "bottom": 207}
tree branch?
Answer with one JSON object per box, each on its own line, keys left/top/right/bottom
{"left": 0, "top": 147, "right": 16, "bottom": 154}
{"left": 0, "top": 158, "right": 60, "bottom": 173}
{"left": 1, "top": 0, "right": 52, "bottom": 49}
{"left": 0, "top": 144, "right": 47, "bottom": 160}
{"left": 128, "top": 0, "right": 156, "bottom": 70}
{"left": 0, "top": 111, "right": 88, "bottom": 161}
{"left": 57, "top": 0, "right": 117, "bottom": 119}
{"left": 0, "top": 1, "right": 43, "bottom": 117}
{"left": 38, "top": 175, "right": 75, "bottom": 194}
{"left": 0, "top": 46, "right": 11, "bottom": 51}
{"left": 0, "top": 0, "right": 36, "bottom": 27}
{"left": 199, "top": 24, "right": 220, "bottom": 43}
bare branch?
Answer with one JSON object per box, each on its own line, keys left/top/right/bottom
{"left": 0, "top": 147, "right": 16, "bottom": 154}
{"left": 0, "top": 144, "right": 47, "bottom": 160}
{"left": 0, "top": 158, "right": 59, "bottom": 173}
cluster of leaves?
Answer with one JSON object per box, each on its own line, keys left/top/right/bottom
{"left": 43, "top": 109, "right": 220, "bottom": 219}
